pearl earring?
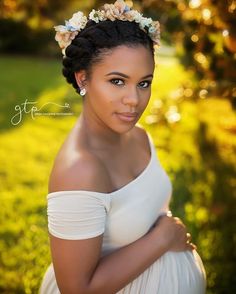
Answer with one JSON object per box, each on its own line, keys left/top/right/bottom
{"left": 80, "top": 88, "right": 86, "bottom": 96}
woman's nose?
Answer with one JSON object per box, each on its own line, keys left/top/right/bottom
{"left": 122, "top": 87, "right": 139, "bottom": 106}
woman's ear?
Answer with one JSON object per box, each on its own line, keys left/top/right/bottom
{"left": 74, "top": 71, "right": 87, "bottom": 89}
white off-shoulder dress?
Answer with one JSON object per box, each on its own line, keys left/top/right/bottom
{"left": 39, "top": 132, "right": 206, "bottom": 294}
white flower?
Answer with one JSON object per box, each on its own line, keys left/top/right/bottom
{"left": 139, "top": 17, "right": 152, "bottom": 30}
{"left": 89, "top": 9, "right": 97, "bottom": 22}
{"left": 148, "top": 26, "right": 156, "bottom": 34}
{"left": 68, "top": 11, "right": 87, "bottom": 30}
{"left": 141, "top": 17, "right": 152, "bottom": 27}
{"left": 54, "top": 25, "right": 68, "bottom": 33}
{"left": 89, "top": 9, "right": 106, "bottom": 23}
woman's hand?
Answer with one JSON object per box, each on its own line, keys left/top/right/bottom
{"left": 151, "top": 212, "right": 197, "bottom": 252}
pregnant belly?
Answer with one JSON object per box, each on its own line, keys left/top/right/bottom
{"left": 117, "top": 250, "right": 206, "bottom": 294}
{"left": 155, "top": 250, "right": 206, "bottom": 293}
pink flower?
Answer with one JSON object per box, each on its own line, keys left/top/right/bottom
{"left": 55, "top": 30, "right": 78, "bottom": 50}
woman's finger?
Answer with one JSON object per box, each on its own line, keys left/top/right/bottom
{"left": 186, "top": 242, "right": 197, "bottom": 251}
{"left": 166, "top": 210, "right": 172, "bottom": 217}
{"left": 186, "top": 232, "right": 191, "bottom": 243}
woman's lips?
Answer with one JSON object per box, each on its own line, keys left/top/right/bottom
{"left": 115, "top": 112, "right": 138, "bottom": 122}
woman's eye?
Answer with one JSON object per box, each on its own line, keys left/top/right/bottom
{"left": 139, "top": 81, "right": 152, "bottom": 88}
{"left": 109, "top": 79, "right": 152, "bottom": 88}
{"left": 110, "top": 79, "right": 124, "bottom": 86}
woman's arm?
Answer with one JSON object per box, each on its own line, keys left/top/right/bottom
{"left": 86, "top": 226, "right": 168, "bottom": 294}
{"left": 50, "top": 224, "right": 168, "bottom": 294}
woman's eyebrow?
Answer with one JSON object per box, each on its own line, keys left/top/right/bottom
{"left": 105, "top": 72, "right": 153, "bottom": 79}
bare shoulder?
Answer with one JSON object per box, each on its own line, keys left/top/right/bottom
{"left": 48, "top": 148, "right": 112, "bottom": 194}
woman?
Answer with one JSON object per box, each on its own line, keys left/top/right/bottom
{"left": 39, "top": 1, "right": 206, "bottom": 293}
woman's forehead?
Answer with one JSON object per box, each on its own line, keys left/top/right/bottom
{"left": 93, "top": 45, "right": 154, "bottom": 75}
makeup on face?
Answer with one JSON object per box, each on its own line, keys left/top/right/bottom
{"left": 83, "top": 46, "right": 155, "bottom": 132}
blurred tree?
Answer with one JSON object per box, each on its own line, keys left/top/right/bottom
{"left": 142, "top": 0, "right": 236, "bottom": 103}
{"left": 0, "top": 0, "right": 93, "bottom": 55}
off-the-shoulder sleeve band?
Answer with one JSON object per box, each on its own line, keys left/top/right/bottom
{"left": 47, "top": 191, "right": 111, "bottom": 240}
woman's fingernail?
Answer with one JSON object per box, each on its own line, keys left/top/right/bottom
{"left": 167, "top": 210, "right": 172, "bottom": 217}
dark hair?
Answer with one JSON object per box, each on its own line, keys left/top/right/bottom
{"left": 62, "top": 19, "right": 155, "bottom": 94}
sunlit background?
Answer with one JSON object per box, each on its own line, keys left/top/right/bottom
{"left": 0, "top": 0, "right": 235, "bottom": 293}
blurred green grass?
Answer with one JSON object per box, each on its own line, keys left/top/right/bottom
{"left": 0, "top": 54, "right": 235, "bottom": 293}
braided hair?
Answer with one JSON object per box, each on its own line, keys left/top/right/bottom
{"left": 62, "top": 19, "right": 155, "bottom": 95}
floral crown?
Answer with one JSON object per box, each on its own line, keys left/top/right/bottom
{"left": 54, "top": 0, "right": 160, "bottom": 56}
